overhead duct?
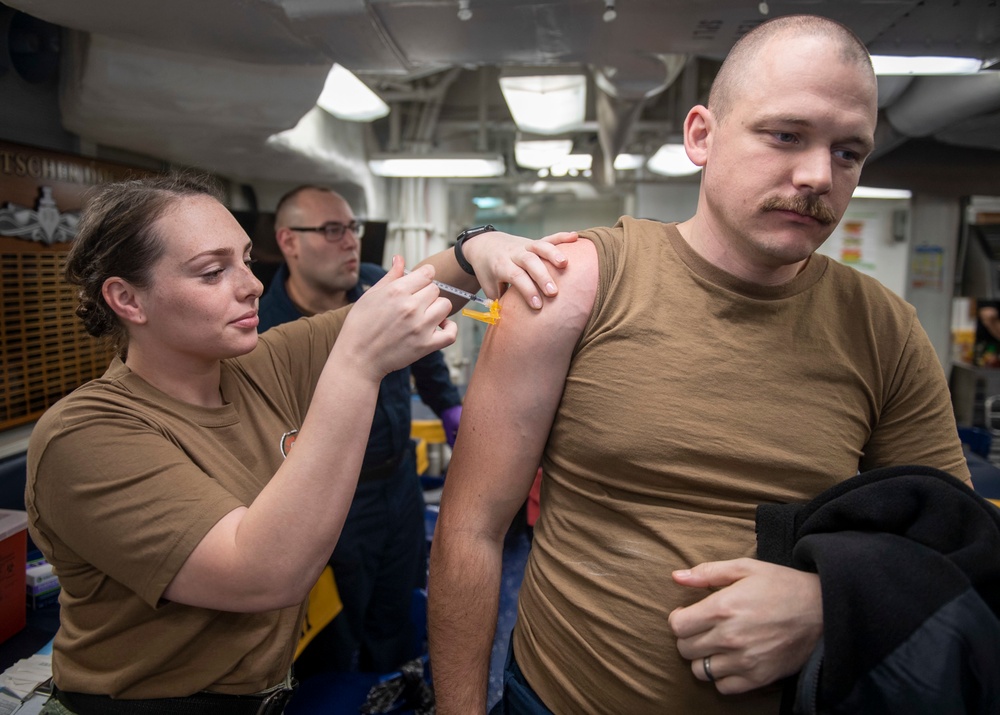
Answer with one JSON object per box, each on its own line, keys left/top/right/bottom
{"left": 874, "top": 73, "right": 1000, "bottom": 158}
{"left": 58, "top": 31, "right": 376, "bottom": 188}
{"left": 875, "top": 75, "right": 913, "bottom": 109}
{"left": 591, "top": 53, "right": 686, "bottom": 189}
{"left": 5, "top": 0, "right": 328, "bottom": 64}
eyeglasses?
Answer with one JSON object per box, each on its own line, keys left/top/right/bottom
{"left": 289, "top": 220, "right": 365, "bottom": 243}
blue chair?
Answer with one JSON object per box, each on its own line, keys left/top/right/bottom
{"left": 958, "top": 426, "right": 992, "bottom": 459}
{"left": 964, "top": 447, "right": 1000, "bottom": 502}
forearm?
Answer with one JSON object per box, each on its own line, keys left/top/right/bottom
{"left": 428, "top": 529, "right": 505, "bottom": 714}
{"left": 426, "top": 242, "right": 593, "bottom": 706}
{"left": 417, "top": 248, "right": 481, "bottom": 313}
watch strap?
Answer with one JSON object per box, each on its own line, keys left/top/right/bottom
{"left": 454, "top": 224, "right": 495, "bottom": 276}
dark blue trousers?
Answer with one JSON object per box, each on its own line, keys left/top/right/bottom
{"left": 489, "top": 634, "right": 554, "bottom": 715}
{"left": 296, "top": 447, "right": 427, "bottom": 677}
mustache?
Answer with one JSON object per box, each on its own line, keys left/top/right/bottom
{"left": 759, "top": 195, "right": 837, "bottom": 225}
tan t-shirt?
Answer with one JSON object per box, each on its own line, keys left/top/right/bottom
{"left": 26, "top": 307, "right": 350, "bottom": 698}
{"left": 513, "top": 219, "right": 970, "bottom": 714}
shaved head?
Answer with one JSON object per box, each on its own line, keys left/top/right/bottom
{"left": 709, "top": 15, "right": 875, "bottom": 124}
{"left": 274, "top": 185, "right": 350, "bottom": 230}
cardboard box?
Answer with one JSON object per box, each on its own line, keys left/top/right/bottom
{"left": 0, "top": 509, "right": 28, "bottom": 644}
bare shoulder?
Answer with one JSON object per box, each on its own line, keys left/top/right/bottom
{"left": 555, "top": 238, "right": 599, "bottom": 309}
{"left": 495, "top": 238, "right": 597, "bottom": 341}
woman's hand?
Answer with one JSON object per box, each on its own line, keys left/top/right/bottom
{"left": 462, "top": 230, "right": 578, "bottom": 309}
{"left": 338, "top": 256, "right": 457, "bottom": 382}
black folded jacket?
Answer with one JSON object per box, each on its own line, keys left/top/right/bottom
{"left": 757, "top": 465, "right": 1000, "bottom": 715}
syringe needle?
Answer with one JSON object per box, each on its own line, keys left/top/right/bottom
{"left": 402, "top": 270, "right": 500, "bottom": 323}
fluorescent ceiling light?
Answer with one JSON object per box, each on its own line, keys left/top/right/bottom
{"left": 317, "top": 64, "right": 389, "bottom": 121}
{"left": 614, "top": 154, "right": 645, "bottom": 171}
{"left": 870, "top": 55, "right": 984, "bottom": 75}
{"left": 646, "top": 144, "right": 701, "bottom": 177}
{"left": 852, "top": 186, "right": 912, "bottom": 199}
{"left": 473, "top": 196, "right": 505, "bottom": 209}
{"left": 549, "top": 154, "right": 593, "bottom": 177}
{"left": 499, "top": 74, "right": 587, "bottom": 135}
{"left": 514, "top": 140, "right": 573, "bottom": 169}
{"left": 369, "top": 154, "right": 505, "bottom": 178}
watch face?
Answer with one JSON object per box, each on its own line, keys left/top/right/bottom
{"left": 461, "top": 224, "right": 494, "bottom": 240}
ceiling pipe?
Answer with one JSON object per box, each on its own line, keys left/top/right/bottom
{"left": 591, "top": 53, "right": 687, "bottom": 189}
{"left": 414, "top": 66, "right": 461, "bottom": 144}
{"left": 875, "top": 75, "right": 913, "bottom": 109}
{"left": 873, "top": 73, "right": 1000, "bottom": 159}
{"left": 477, "top": 66, "right": 489, "bottom": 152}
{"left": 362, "top": 0, "right": 416, "bottom": 73}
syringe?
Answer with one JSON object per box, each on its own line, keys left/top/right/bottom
{"left": 403, "top": 270, "right": 501, "bottom": 324}
{"left": 433, "top": 278, "right": 493, "bottom": 309}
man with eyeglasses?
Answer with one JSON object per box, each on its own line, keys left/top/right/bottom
{"left": 259, "top": 185, "right": 463, "bottom": 678}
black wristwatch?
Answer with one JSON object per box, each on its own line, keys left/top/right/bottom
{"left": 454, "top": 224, "right": 495, "bottom": 276}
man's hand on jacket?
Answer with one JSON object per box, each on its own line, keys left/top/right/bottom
{"left": 667, "top": 558, "right": 823, "bottom": 694}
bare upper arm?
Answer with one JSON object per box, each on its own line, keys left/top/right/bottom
{"left": 161, "top": 507, "right": 294, "bottom": 612}
{"left": 438, "top": 240, "right": 598, "bottom": 539}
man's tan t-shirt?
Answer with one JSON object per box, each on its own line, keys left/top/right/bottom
{"left": 513, "top": 219, "right": 970, "bottom": 714}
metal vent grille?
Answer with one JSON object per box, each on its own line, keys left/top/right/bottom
{"left": 1, "top": 236, "right": 113, "bottom": 430}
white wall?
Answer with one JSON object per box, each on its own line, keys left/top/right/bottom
{"left": 633, "top": 180, "right": 701, "bottom": 223}
{"left": 815, "top": 198, "right": 911, "bottom": 298}
{"left": 905, "top": 194, "right": 964, "bottom": 367}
